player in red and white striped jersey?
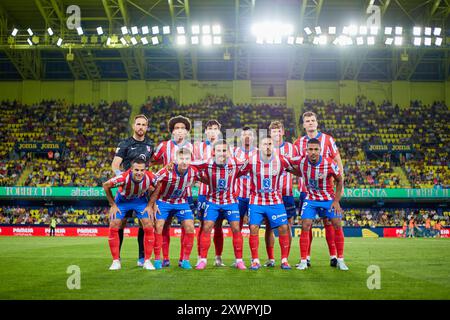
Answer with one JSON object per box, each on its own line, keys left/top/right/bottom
{"left": 293, "top": 111, "right": 344, "bottom": 267}
{"left": 193, "top": 120, "right": 226, "bottom": 267}
{"left": 262, "top": 121, "right": 299, "bottom": 267}
{"left": 151, "top": 115, "right": 194, "bottom": 268}
{"left": 288, "top": 138, "right": 348, "bottom": 271}
{"left": 151, "top": 147, "right": 200, "bottom": 270}
{"left": 103, "top": 158, "right": 158, "bottom": 271}
{"left": 240, "top": 136, "right": 293, "bottom": 270}
{"left": 233, "top": 127, "right": 258, "bottom": 229}
{"left": 192, "top": 140, "right": 247, "bottom": 270}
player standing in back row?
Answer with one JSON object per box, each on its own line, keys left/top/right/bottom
{"left": 111, "top": 114, "right": 155, "bottom": 267}
{"left": 294, "top": 111, "right": 344, "bottom": 267}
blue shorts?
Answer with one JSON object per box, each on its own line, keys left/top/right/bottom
{"left": 249, "top": 204, "right": 288, "bottom": 229}
{"left": 114, "top": 193, "right": 149, "bottom": 220}
{"left": 204, "top": 202, "right": 240, "bottom": 223}
{"left": 237, "top": 197, "right": 250, "bottom": 217}
{"left": 282, "top": 196, "right": 296, "bottom": 219}
{"left": 301, "top": 200, "right": 342, "bottom": 220}
{"left": 156, "top": 200, "right": 194, "bottom": 222}
{"left": 196, "top": 195, "right": 207, "bottom": 221}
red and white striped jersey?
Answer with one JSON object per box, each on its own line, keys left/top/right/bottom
{"left": 108, "top": 169, "right": 155, "bottom": 200}
{"left": 153, "top": 140, "right": 194, "bottom": 197}
{"left": 240, "top": 152, "right": 292, "bottom": 205}
{"left": 291, "top": 156, "right": 341, "bottom": 201}
{"left": 152, "top": 140, "right": 194, "bottom": 165}
{"left": 233, "top": 146, "right": 258, "bottom": 199}
{"left": 154, "top": 165, "right": 199, "bottom": 204}
{"left": 192, "top": 157, "right": 244, "bottom": 205}
{"left": 273, "top": 141, "right": 298, "bottom": 196}
{"left": 193, "top": 141, "right": 214, "bottom": 196}
{"left": 294, "top": 132, "right": 339, "bottom": 159}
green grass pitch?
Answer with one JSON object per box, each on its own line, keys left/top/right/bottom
{"left": 0, "top": 236, "right": 449, "bottom": 299}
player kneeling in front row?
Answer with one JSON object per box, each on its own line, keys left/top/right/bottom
{"left": 103, "top": 158, "right": 158, "bottom": 270}
{"left": 289, "top": 138, "right": 348, "bottom": 271}
{"left": 192, "top": 140, "right": 247, "bottom": 270}
{"left": 151, "top": 148, "right": 200, "bottom": 270}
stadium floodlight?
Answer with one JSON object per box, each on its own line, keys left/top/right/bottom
{"left": 202, "top": 25, "right": 211, "bottom": 34}
{"left": 202, "top": 35, "right": 212, "bottom": 45}
{"left": 120, "top": 37, "right": 127, "bottom": 45}
{"left": 76, "top": 26, "right": 83, "bottom": 35}
{"left": 359, "top": 26, "right": 367, "bottom": 35}
{"left": 106, "top": 37, "right": 112, "bottom": 46}
{"left": 356, "top": 36, "right": 364, "bottom": 45}
{"left": 266, "top": 35, "right": 274, "bottom": 44}
{"left": 328, "top": 26, "right": 336, "bottom": 35}
{"left": 141, "top": 37, "right": 148, "bottom": 45}
{"left": 413, "top": 37, "right": 421, "bottom": 46}
{"left": 56, "top": 38, "right": 63, "bottom": 46}
{"left": 332, "top": 37, "right": 339, "bottom": 45}
{"left": 151, "top": 36, "right": 159, "bottom": 45}
{"left": 177, "top": 26, "right": 185, "bottom": 34}
{"left": 47, "top": 28, "right": 54, "bottom": 36}
{"left": 394, "top": 36, "right": 402, "bottom": 46}
{"left": 142, "top": 26, "right": 149, "bottom": 35}
{"left": 345, "top": 36, "right": 353, "bottom": 46}
{"left": 287, "top": 36, "right": 294, "bottom": 44}
{"left": 27, "top": 28, "right": 33, "bottom": 36}
{"left": 121, "top": 26, "right": 128, "bottom": 35}
{"left": 318, "top": 35, "right": 327, "bottom": 45}
{"left": 191, "top": 36, "right": 199, "bottom": 44}
{"left": 213, "top": 36, "right": 222, "bottom": 45}
{"left": 433, "top": 27, "right": 441, "bottom": 36}
{"left": 192, "top": 25, "right": 200, "bottom": 34}
{"left": 11, "top": 28, "right": 18, "bottom": 36}
{"left": 304, "top": 27, "right": 312, "bottom": 35}
{"left": 348, "top": 25, "right": 358, "bottom": 36}
{"left": 342, "top": 26, "right": 349, "bottom": 35}
{"left": 176, "top": 35, "right": 186, "bottom": 45}
{"left": 128, "top": 37, "right": 137, "bottom": 45}
{"left": 413, "top": 27, "right": 421, "bottom": 36}
{"left": 295, "top": 36, "right": 304, "bottom": 44}
{"left": 424, "top": 37, "right": 432, "bottom": 46}
{"left": 313, "top": 36, "right": 319, "bottom": 45}
{"left": 395, "top": 26, "right": 402, "bottom": 35}
{"left": 163, "top": 26, "right": 170, "bottom": 34}
{"left": 385, "top": 37, "right": 393, "bottom": 45}
{"left": 367, "top": 36, "right": 375, "bottom": 45}
{"left": 435, "top": 37, "right": 442, "bottom": 46}
{"left": 424, "top": 27, "right": 432, "bottom": 36}
{"left": 274, "top": 35, "right": 282, "bottom": 44}
{"left": 370, "top": 26, "right": 378, "bottom": 35}
{"left": 212, "top": 25, "right": 221, "bottom": 34}
{"left": 96, "top": 27, "right": 103, "bottom": 35}
{"left": 27, "top": 38, "right": 33, "bottom": 46}
{"left": 131, "top": 26, "right": 138, "bottom": 35}
{"left": 315, "top": 26, "right": 322, "bottom": 35}
{"left": 152, "top": 26, "right": 159, "bottom": 34}
{"left": 384, "top": 27, "right": 392, "bottom": 35}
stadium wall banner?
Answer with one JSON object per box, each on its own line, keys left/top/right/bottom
{"left": 15, "top": 142, "right": 63, "bottom": 152}
{"left": 1, "top": 226, "right": 448, "bottom": 238}
{"left": 365, "top": 144, "right": 414, "bottom": 153}
{"left": 1, "top": 187, "right": 448, "bottom": 199}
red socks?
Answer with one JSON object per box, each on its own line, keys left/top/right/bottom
{"left": 108, "top": 227, "right": 120, "bottom": 260}
{"left": 214, "top": 226, "right": 224, "bottom": 256}
{"left": 265, "top": 226, "right": 275, "bottom": 260}
{"left": 143, "top": 227, "right": 154, "bottom": 260}
{"left": 200, "top": 232, "right": 211, "bottom": 259}
{"left": 179, "top": 228, "right": 185, "bottom": 261}
{"left": 325, "top": 223, "right": 337, "bottom": 257}
{"left": 182, "top": 232, "right": 195, "bottom": 261}
{"left": 197, "top": 225, "right": 203, "bottom": 256}
{"left": 232, "top": 231, "right": 243, "bottom": 259}
{"left": 154, "top": 233, "right": 163, "bottom": 260}
{"left": 278, "top": 233, "right": 290, "bottom": 260}
{"left": 249, "top": 234, "right": 259, "bottom": 260}
{"left": 334, "top": 227, "right": 345, "bottom": 258}
{"left": 300, "top": 229, "right": 310, "bottom": 260}
{"left": 162, "top": 226, "right": 170, "bottom": 260}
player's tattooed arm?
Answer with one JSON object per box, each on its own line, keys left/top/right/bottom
{"left": 331, "top": 174, "right": 344, "bottom": 215}
{"left": 103, "top": 180, "right": 121, "bottom": 220}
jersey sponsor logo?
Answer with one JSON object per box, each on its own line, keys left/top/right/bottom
{"left": 217, "top": 178, "right": 227, "bottom": 191}
{"left": 171, "top": 189, "right": 183, "bottom": 198}
{"left": 263, "top": 178, "right": 271, "bottom": 189}
{"left": 308, "top": 178, "right": 318, "bottom": 190}
{"left": 271, "top": 215, "right": 277, "bottom": 220}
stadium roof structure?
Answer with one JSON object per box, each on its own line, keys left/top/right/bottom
{"left": 0, "top": 0, "right": 448, "bottom": 81}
